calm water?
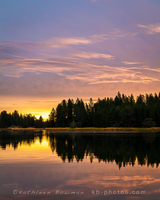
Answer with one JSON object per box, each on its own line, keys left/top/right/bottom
{"left": 0, "top": 130, "right": 160, "bottom": 200}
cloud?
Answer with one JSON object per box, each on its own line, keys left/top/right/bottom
{"left": 0, "top": 51, "right": 159, "bottom": 85}
{"left": 45, "top": 37, "right": 92, "bottom": 47}
{"left": 91, "top": 30, "right": 138, "bottom": 41}
{"left": 0, "top": 29, "right": 138, "bottom": 54}
{"left": 0, "top": 30, "right": 160, "bottom": 99}
{"left": 142, "top": 66, "right": 160, "bottom": 73}
{"left": 138, "top": 24, "right": 160, "bottom": 34}
{"left": 4, "top": 74, "right": 23, "bottom": 78}
{"left": 64, "top": 69, "right": 158, "bottom": 84}
{"left": 72, "top": 52, "right": 114, "bottom": 59}
{"left": 122, "top": 61, "right": 141, "bottom": 65}
{"left": 0, "top": 37, "right": 92, "bottom": 52}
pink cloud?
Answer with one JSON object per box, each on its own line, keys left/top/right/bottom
{"left": 138, "top": 24, "right": 160, "bottom": 34}
{"left": 122, "top": 61, "right": 141, "bottom": 65}
{"left": 72, "top": 52, "right": 114, "bottom": 59}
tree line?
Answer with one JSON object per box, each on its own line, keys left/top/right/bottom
{"left": 49, "top": 91, "right": 160, "bottom": 127}
{"left": 0, "top": 91, "right": 160, "bottom": 128}
{"left": 0, "top": 110, "right": 44, "bottom": 128}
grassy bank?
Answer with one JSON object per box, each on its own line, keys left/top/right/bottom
{"left": 0, "top": 127, "right": 160, "bottom": 133}
{"left": 46, "top": 127, "right": 160, "bottom": 133}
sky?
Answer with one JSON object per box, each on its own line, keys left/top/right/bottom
{"left": 0, "top": 0, "right": 160, "bottom": 119}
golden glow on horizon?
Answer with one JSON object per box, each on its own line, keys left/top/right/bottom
{"left": 1, "top": 91, "right": 160, "bottom": 119}
{"left": 0, "top": 96, "right": 59, "bottom": 120}
{"left": 31, "top": 112, "right": 50, "bottom": 121}
{"left": 0, "top": 96, "right": 96, "bottom": 120}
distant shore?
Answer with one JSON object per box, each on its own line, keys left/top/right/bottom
{"left": 0, "top": 127, "right": 160, "bottom": 134}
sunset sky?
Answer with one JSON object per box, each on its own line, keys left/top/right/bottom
{"left": 0, "top": 0, "right": 160, "bottom": 119}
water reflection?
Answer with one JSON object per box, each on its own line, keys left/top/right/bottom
{"left": 0, "top": 130, "right": 43, "bottom": 149}
{"left": 0, "top": 131, "right": 160, "bottom": 168}
{"left": 1, "top": 131, "right": 160, "bottom": 200}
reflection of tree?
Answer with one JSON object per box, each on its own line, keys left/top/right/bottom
{"left": 0, "top": 131, "right": 43, "bottom": 150}
{"left": 1, "top": 131, "right": 160, "bottom": 169}
{"left": 48, "top": 133, "right": 160, "bottom": 169}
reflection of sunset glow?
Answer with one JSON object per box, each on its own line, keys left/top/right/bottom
{"left": 1, "top": 133, "right": 160, "bottom": 200}
{"left": 34, "top": 136, "right": 49, "bottom": 147}
{"left": 0, "top": 135, "right": 61, "bottom": 164}
{"left": 1, "top": 136, "right": 160, "bottom": 199}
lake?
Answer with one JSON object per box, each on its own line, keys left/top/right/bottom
{"left": 0, "top": 130, "right": 160, "bottom": 200}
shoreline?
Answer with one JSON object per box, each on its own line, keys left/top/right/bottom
{"left": 0, "top": 127, "right": 160, "bottom": 134}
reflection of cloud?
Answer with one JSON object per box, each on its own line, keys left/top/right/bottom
{"left": 138, "top": 24, "right": 160, "bottom": 34}
{"left": 72, "top": 52, "right": 114, "bottom": 59}
{"left": 66, "top": 174, "right": 160, "bottom": 190}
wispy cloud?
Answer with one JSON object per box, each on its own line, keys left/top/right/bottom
{"left": 4, "top": 74, "right": 23, "bottom": 78}
{"left": 0, "top": 30, "right": 159, "bottom": 96}
{"left": 72, "top": 52, "right": 114, "bottom": 59}
{"left": 63, "top": 64, "right": 158, "bottom": 84}
{"left": 142, "top": 66, "right": 160, "bottom": 73}
{"left": 138, "top": 23, "right": 160, "bottom": 34}
{"left": 0, "top": 29, "right": 138, "bottom": 54}
{"left": 122, "top": 61, "right": 141, "bottom": 65}
{"left": 47, "top": 37, "right": 92, "bottom": 47}
{"left": 0, "top": 37, "right": 92, "bottom": 51}
{"left": 0, "top": 52, "right": 159, "bottom": 85}
{"left": 91, "top": 30, "right": 138, "bottom": 41}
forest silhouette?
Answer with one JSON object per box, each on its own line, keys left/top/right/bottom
{"left": 0, "top": 92, "right": 160, "bottom": 128}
